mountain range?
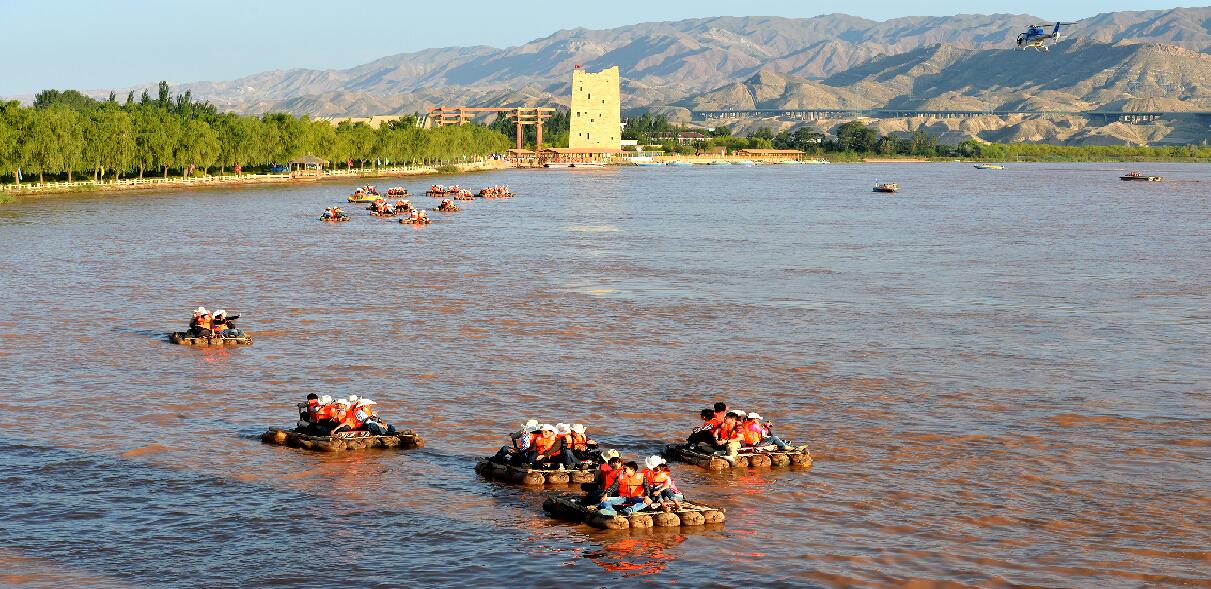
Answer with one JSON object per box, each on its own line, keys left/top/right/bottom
{"left": 72, "top": 7, "right": 1211, "bottom": 119}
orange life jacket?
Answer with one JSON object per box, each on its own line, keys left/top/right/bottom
{"left": 743, "top": 422, "right": 764, "bottom": 445}
{"left": 617, "top": 472, "right": 645, "bottom": 498}
{"left": 569, "top": 432, "right": 588, "bottom": 451}
{"left": 195, "top": 314, "right": 212, "bottom": 330}
{"left": 532, "top": 433, "right": 557, "bottom": 455}
{"left": 716, "top": 421, "right": 740, "bottom": 442}
{"left": 644, "top": 468, "right": 670, "bottom": 488}
{"left": 341, "top": 408, "right": 360, "bottom": 429}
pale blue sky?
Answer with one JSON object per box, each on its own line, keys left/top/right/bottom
{"left": 0, "top": 0, "right": 1195, "bottom": 95}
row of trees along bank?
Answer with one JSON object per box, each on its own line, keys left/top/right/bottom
{"left": 0, "top": 83, "right": 510, "bottom": 185}
{"left": 625, "top": 115, "right": 1211, "bottom": 161}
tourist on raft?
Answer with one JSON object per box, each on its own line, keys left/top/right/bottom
{"left": 492, "top": 419, "right": 538, "bottom": 463}
{"left": 437, "top": 199, "right": 458, "bottom": 212}
{"left": 644, "top": 458, "right": 684, "bottom": 510}
{"left": 295, "top": 395, "right": 397, "bottom": 436}
{"left": 741, "top": 412, "right": 790, "bottom": 450}
{"left": 396, "top": 199, "right": 413, "bottom": 212}
{"left": 189, "top": 307, "right": 213, "bottom": 337}
{"left": 211, "top": 310, "right": 244, "bottom": 338}
{"left": 527, "top": 423, "right": 567, "bottom": 468}
{"left": 561, "top": 423, "right": 598, "bottom": 469}
{"left": 596, "top": 461, "right": 653, "bottom": 516}
{"left": 321, "top": 207, "right": 349, "bottom": 220}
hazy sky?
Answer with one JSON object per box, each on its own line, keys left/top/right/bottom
{"left": 0, "top": 0, "right": 1194, "bottom": 96}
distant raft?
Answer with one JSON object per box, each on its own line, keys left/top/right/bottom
{"left": 475, "top": 458, "right": 598, "bottom": 486}
{"left": 260, "top": 428, "right": 424, "bottom": 452}
{"left": 399, "top": 217, "right": 432, "bottom": 225}
{"left": 170, "top": 332, "right": 253, "bottom": 346}
{"left": 543, "top": 493, "right": 725, "bottom": 530}
{"left": 663, "top": 444, "right": 812, "bottom": 471}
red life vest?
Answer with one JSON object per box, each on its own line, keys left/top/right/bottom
{"left": 600, "top": 464, "right": 620, "bottom": 489}
{"left": 743, "top": 422, "right": 764, "bottom": 445}
{"left": 716, "top": 421, "right": 740, "bottom": 442}
{"left": 532, "top": 434, "right": 557, "bottom": 455}
{"left": 617, "top": 472, "right": 645, "bottom": 498}
{"left": 569, "top": 432, "right": 588, "bottom": 451}
{"left": 644, "top": 468, "right": 671, "bottom": 488}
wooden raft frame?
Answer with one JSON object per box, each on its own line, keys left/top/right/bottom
{"left": 543, "top": 493, "right": 725, "bottom": 530}
{"left": 170, "top": 332, "right": 253, "bottom": 346}
{"left": 663, "top": 444, "right": 813, "bottom": 471}
{"left": 474, "top": 458, "right": 598, "bottom": 486}
{"left": 260, "top": 429, "right": 424, "bottom": 452}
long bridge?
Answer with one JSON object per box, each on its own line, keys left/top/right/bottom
{"left": 693, "top": 108, "right": 1211, "bottom": 124}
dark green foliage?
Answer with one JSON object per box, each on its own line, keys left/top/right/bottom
{"left": 0, "top": 82, "right": 510, "bottom": 184}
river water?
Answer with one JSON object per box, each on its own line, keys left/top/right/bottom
{"left": 0, "top": 163, "right": 1208, "bottom": 588}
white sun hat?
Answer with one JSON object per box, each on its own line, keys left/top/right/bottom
{"left": 747, "top": 412, "right": 762, "bottom": 420}
{"left": 348, "top": 395, "right": 359, "bottom": 403}
{"left": 357, "top": 399, "right": 377, "bottom": 406}
{"left": 194, "top": 307, "right": 208, "bottom": 314}
{"left": 319, "top": 395, "right": 333, "bottom": 404}
{"left": 335, "top": 398, "right": 350, "bottom": 406}
{"left": 571, "top": 424, "right": 586, "bottom": 434}
{"left": 644, "top": 455, "right": 665, "bottom": 470}
{"left": 213, "top": 309, "right": 226, "bottom": 318}
{"left": 521, "top": 419, "right": 539, "bottom": 431}
{"left": 540, "top": 424, "right": 556, "bottom": 432}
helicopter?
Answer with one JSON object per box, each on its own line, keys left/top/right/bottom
{"left": 1015, "top": 22, "right": 1076, "bottom": 51}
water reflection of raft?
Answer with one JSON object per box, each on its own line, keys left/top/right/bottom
{"left": 474, "top": 458, "right": 598, "bottom": 486}
{"left": 170, "top": 332, "right": 253, "bottom": 346}
{"left": 260, "top": 428, "right": 424, "bottom": 452}
{"left": 369, "top": 211, "right": 398, "bottom": 217}
{"left": 399, "top": 218, "right": 432, "bottom": 225}
{"left": 663, "top": 444, "right": 812, "bottom": 471}
{"left": 543, "top": 493, "right": 725, "bottom": 529}
{"left": 320, "top": 216, "right": 351, "bottom": 222}
{"left": 477, "top": 192, "right": 514, "bottom": 199}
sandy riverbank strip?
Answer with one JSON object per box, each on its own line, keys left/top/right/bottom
{"left": 0, "top": 160, "right": 510, "bottom": 200}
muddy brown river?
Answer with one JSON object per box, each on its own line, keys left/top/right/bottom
{"left": 0, "top": 163, "right": 1208, "bottom": 588}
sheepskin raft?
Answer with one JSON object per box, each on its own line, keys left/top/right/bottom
{"left": 543, "top": 493, "right": 725, "bottom": 530}
{"left": 663, "top": 444, "right": 813, "bottom": 471}
{"left": 474, "top": 458, "right": 598, "bottom": 486}
{"left": 170, "top": 332, "right": 252, "bottom": 346}
{"left": 260, "top": 429, "right": 424, "bottom": 452}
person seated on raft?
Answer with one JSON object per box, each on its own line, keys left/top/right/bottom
{"left": 493, "top": 419, "right": 538, "bottom": 463}
{"left": 396, "top": 200, "right": 412, "bottom": 212}
{"left": 351, "top": 398, "right": 396, "bottom": 435}
{"left": 561, "top": 423, "right": 598, "bottom": 469}
{"left": 527, "top": 423, "right": 566, "bottom": 469}
{"left": 582, "top": 453, "right": 622, "bottom": 504}
{"left": 418, "top": 210, "right": 429, "bottom": 222}
{"left": 642, "top": 456, "right": 684, "bottom": 510}
{"left": 296, "top": 394, "right": 336, "bottom": 435}
{"left": 211, "top": 309, "right": 243, "bottom": 338}
{"left": 188, "top": 307, "right": 213, "bottom": 337}
{"left": 706, "top": 411, "right": 745, "bottom": 460}
{"left": 686, "top": 408, "right": 720, "bottom": 447}
{"left": 596, "top": 461, "right": 652, "bottom": 516}
{"left": 741, "top": 412, "right": 790, "bottom": 451}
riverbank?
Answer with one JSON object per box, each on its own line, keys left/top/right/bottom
{"left": 0, "top": 160, "right": 508, "bottom": 200}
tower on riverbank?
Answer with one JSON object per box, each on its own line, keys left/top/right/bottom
{"left": 569, "top": 66, "right": 621, "bottom": 150}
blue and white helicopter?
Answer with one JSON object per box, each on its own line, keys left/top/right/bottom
{"left": 1015, "top": 22, "right": 1076, "bottom": 51}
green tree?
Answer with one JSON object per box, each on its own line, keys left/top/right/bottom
{"left": 835, "top": 121, "right": 878, "bottom": 153}
{"left": 25, "top": 106, "right": 85, "bottom": 182}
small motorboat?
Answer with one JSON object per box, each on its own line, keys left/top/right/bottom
{"left": 708, "top": 160, "right": 732, "bottom": 166}
{"left": 873, "top": 182, "right": 899, "bottom": 193}
{"left": 1120, "top": 171, "right": 1162, "bottom": 182}
{"left": 569, "top": 162, "right": 604, "bottom": 168}
{"left": 667, "top": 161, "right": 695, "bottom": 167}
{"left": 544, "top": 162, "right": 572, "bottom": 168}
{"left": 802, "top": 159, "right": 830, "bottom": 165}
{"left": 974, "top": 164, "right": 1005, "bottom": 170}
{"left": 733, "top": 160, "right": 756, "bottom": 167}
{"left": 634, "top": 162, "right": 665, "bottom": 167}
